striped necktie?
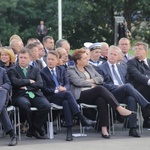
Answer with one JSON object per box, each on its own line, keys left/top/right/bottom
{"left": 111, "top": 65, "right": 123, "bottom": 85}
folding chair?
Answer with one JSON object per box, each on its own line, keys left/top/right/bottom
{"left": 79, "top": 103, "right": 114, "bottom": 136}
{"left": 7, "top": 106, "right": 21, "bottom": 140}
{"left": 30, "top": 107, "right": 53, "bottom": 139}
{"left": 50, "top": 103, "right": 63, "bottom": 131}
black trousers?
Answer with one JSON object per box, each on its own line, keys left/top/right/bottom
{"left": 112, "top": 83, "right": 149, "bottom": 128}
{"left": 136, "top": 85, "right": 150, "bottom": 118}
{"left": 48, "top": 91, "right": 80, "bottom": 127}
{"left": 78, "top": 86, "right": 119, "bottom": 127}
{"left": 15, "top": 95, "right": 50, "bottom": 131}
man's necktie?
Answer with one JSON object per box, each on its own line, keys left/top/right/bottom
{"left": 32, "top": 61, "right": 37, "bottom": 67}
{"left": 51, "top": 70, "right": 59, "bottom": 88}
{"left": 111, "top": 65, "right": 123, "bottom": 85}
{"left": 141, "top": 60, "right": 149, "bottom": 69}
{"left": 22, "top": 68, "right": 27, "bottom": 77}
{"left": 22, "top": 68, "right": 35, "bottom": 99}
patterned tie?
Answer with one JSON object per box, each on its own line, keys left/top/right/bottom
{"left": 51, "top": 70, "right": 59, "bottom": 88}
{"left": 111, "top": 65, "right": 123, "bottom": 85}
{"left": 22, "top": 68, "right": 35, "bottom": 99}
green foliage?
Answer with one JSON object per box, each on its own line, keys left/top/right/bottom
{"left": 0, "top": 0, "right": 149, "bottom": 48}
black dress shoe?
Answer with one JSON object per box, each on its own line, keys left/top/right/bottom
{"left": 8, "top": 135, "right": 17, "bottom": 146}
{"left": 81, "top": 118, "right": 96, "bottom": 127}
{"left": 129, "top": 128, "right": 140, "bottom": 137}
{"left": 101, "top": 133, "right": 110, "bottom": 139}
{"left": 54, "top": 130, "right": 57, "bottom": 135}
{"left": 26, "top": 129, "right": 46, "bottom": 139}
{"left": 36, "top": 127, "right": 47, "bottom": 138}
{"left": 66, "top": 127, "right": 73, "bottom": 141}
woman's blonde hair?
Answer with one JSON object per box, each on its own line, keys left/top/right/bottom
{"left": 0, "top": 47, "right": 16, "bottom": 63}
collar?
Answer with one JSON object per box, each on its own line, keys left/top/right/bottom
{"left": 20, "top": 66, "right": 28, "bottom": 69}
{"left": 107, "top": 61, "right": 117, "bottom": 68}
{"left": 48, "top": 67, "right": 56, "bottom": 72}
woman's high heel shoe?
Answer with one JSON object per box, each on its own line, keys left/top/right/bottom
{"left": 122, "top": 111, "right": 137, "bottom": 117}
{"left": 101, "top": 133, "right": 110, "bottom": 139}
{"left": 117, "top": 106, "right": 137, "bottom": 116}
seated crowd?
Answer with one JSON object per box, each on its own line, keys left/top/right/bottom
{"left": 0, "top": 34, "right": 150, "bottom": 147}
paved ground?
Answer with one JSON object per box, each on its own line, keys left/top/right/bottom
{"left": 0, "top": 125, "right": 150, "bottom": 150}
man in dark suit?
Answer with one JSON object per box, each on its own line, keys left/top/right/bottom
{"left": 127, "top": 42, "right": 150, "bottom": 128}
{"left": 55, "top": 39, "right": 74, "bottom": 65}
{"left": 118, "top": 38, "right": 133, "bottom": 64}
{"left": 37, "top": 21, "right": 48, "bottom": 42}
{"left": 8, "top": 48, "right": 51, "bottom": 139}
{"left": 0, "top": 67, "right": 17, "bottom": 146}
{"left": 99, "top": 42, "right": 109, "bottom": 63}
{"left": 98, "top": 45, "right": 150, "bottom": 137}
{"left": 40, "top": 51, "right": 95, "bottom": 141}
{"left": 25, "top": 43, "right": 44, "bottom": 70}
{"left": 43, "top": 36, "right": 55, "bottom": 60}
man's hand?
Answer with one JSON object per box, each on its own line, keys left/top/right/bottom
{"left": 30, "top": 79, "right": 35, "bottom": 84}
{"left": 58, "top": 86, "right": 66, "bottom": 92}
{"left": 20, "top": 86, "right": 26, "bottom": 90}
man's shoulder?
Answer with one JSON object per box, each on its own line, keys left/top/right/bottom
{"left": 56, "top": 65, "right": 66, "bottom": 72}
{"left": 98, "top": 61, "right": 108, "bottom": 69}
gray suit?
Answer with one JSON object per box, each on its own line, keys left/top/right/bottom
{"left": 122, "top": 54, "right": 134, "bottom": 64}
{"left": 67, "top": 65, "right": 103, "bottom": 100}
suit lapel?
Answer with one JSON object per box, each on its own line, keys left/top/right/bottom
{"left": 117, "top": 65, "right": 125, "bottom": 83}
{"left": 74, "top": 65, "right": 87, "bottom": 79}
{"left": 56, "top": 67, "right": 60, "bottom": 82}
{"left": 45, "top": 67, "right": 56, "bottom": 85}
{"left": 26, "top": 66, "right": 32, "bottom": 78}
{"left": 105, "top": 63, "right": 114, "bottom": 82}
{"left": 16, "top": 65, "right": 25, "bottom": 78}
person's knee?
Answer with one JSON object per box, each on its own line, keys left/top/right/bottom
{"left": 125, "top": 83, "right": 133, "bottom": 90}
{"left": 62, "top": 100, "right": 68, "bottom": 105}
{"left": 16, "top": 99, "right": 31, "bottom": 111}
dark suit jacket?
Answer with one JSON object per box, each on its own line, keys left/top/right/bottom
{"left": 0, "top": 67, "right": 11, "bottom": 91}
{"left": 98, "top": 62, "right": 127, "bottom": 91}
{"left": 35, "top": 59, "right": 44, "bottom": 70}
{"left": 121, "top": 54, "right": 134, "bottom": 64}
{"left": 8, "top": 64, "right": 44, "bottom": 103}
{"left": 0, "top": 67, "right": 11, "bottom": 111}
{"left": 37, "top": 25, "right": 48, "bottom": 35}
{"left": 127, "top": 57, "right": 150, "bottom": 91}
{"left": 40, "top": 66, "right": 70, "bottom": 99}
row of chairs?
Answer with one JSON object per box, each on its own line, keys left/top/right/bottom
{"left": 3, "top": 103, "right": 143, "bottom": 140}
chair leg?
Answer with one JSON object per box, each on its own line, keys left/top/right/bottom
{"left": 108, "top": 105, "right": 115, "bottom": 135}
{"left": 137, "top": 105, "right": 143, "bottom": 134}
{"left": 47, "top": 108, "right": 54, "bottom": 139}
{"left": 16, "top": 108, "right": 21, "bottom": 140}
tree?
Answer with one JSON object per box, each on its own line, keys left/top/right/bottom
{"left": 0, "top": 0, "right": 149, "bottom": 47}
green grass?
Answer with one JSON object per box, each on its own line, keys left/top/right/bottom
{"left": 70, "top": 49, "right": 150, "bottom": 58}
{"left": 129, "top": 49, "right": 150, "bottom": 58}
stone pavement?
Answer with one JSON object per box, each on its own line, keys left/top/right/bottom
{"left": 0, "top": 125, "right": 150, "bottom": 150}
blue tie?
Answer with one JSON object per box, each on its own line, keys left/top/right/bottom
{"left": 111, "top": 65, "right": 123, "bottom": 85}
{"left": 51, "top": 70, "right": 59, "bottom": 88}
{"left": 32, "top": 61, "right": 37, "bottom": 67}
